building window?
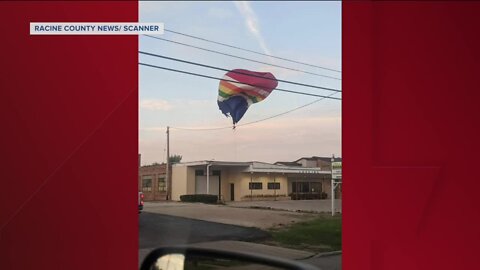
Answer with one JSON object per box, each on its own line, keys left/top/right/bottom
{"left": 249, "top": 182, "right": 262, "bottom": 190}
{"left": 196, "top": 169, "right": 219, "bottom": 176}
{"left": 310, "top": 182, "right": 322, "bottom": 193}
{"left": 299, "top": 183, "right": 310, "bottom": 193}
{"left": 142, "top": 176, "right": 152, "bottom": 192}
{"left": 291, "top": 182, "right": 310, "bottom": 193}
{"left": 158, "top": 177, "right": 166, "bottom": 192}
{"left": 268, "top": 182, "right": 280, "bottom": 190}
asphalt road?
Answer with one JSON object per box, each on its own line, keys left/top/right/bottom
{"left": 139, "top": 212, "right": 341, "bottom": 269}
{"left": 304, "top": 255, "right": 342, "bottom": 270}
{"left": 139, "top": 212, "right": 270, "bottom": 249}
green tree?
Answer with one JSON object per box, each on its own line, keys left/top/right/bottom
{"left": 169, "top": 154, "right": 182, "bottom": 164}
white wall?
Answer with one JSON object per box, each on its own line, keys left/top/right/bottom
{"left": 237, "top": 173, "right": 289, "bottom": 201}
{"left": 195, "top": 175, "right": 219, "bottom": 195}
{"left": 171, "top": 165, "right": 187, "bottom": 201}
{"left": 172, "top": 165, "right": 198, "bottom": 200}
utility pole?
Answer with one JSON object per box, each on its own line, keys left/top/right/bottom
{"left": 166, "top": 126, "right": 170, "bottom": 200}
{"left": 330, "top": 154, "right": 342, "bottom": 216}
{"left": 331, "top": 154, "right": 335, "bottom": 216}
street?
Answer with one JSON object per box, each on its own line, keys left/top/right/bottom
{"left": 139, "top": 212, "right": 269, "bottom": 249}
{"left": 139, "top": 202, "right": 341, "bottom": 269}
{"left": 139, "top": 212, "right": 270, "bottom": 267}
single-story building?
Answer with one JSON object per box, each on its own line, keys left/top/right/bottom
{"left": 171, "top": 160, "right": 333, "bottom": 202}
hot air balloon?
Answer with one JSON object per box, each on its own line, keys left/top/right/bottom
{"left": 217, "top": 69, "right": 278, "bottom": 126}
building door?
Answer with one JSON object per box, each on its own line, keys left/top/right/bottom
{"left": 230, "top": 183, "right": 235, "bottom": 201}
{"left": 195, "top": 176, "right": 219, "bottom": 196}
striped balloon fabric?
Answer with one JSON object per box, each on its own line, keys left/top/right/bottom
{"left": 217, "top": 69, "right": 278, "bottom": 126}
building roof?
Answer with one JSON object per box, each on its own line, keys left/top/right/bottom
{"left": 140, "top": 163, "right": 166, "bottom": 168}
{"left": 293, "top": 156, "right": 342, "bottom": 163}
{"left": 274, "top": 161, "right": 302, "bottom": 167}
{"left": 248, "top": 162, "right": 329, "bottom": 174}
{"left": 173, "top": 160, "right": 330, "bottom": 175}
{"left": 172, "top": 160, "right": 251, "bottom": 167}
{"left": 139, "top": 163, "right": 168, "bottom": 174}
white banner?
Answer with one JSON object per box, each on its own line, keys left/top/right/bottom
{"left": 30, "top": 23, "right": 164, "bottom": 35}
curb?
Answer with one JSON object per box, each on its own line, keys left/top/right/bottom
{"left": 226, "top": 204, "right": 342, "bottom": 215}
{"left": 311, "top": 250, "right": 342, "bottom": 258}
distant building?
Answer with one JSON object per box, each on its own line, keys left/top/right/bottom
{"left": 276, "top": 156, "right": 342, "bottom": 199}
{"left": 139, "top": 154, "right": 342, "bottom": 202}
{"left": 171, "top": 160, "right": 333, "bottom": 202}
{"left": 138, "top": 154, "right": 171, "bottom": 201}
{"left": 276, "top": 156, "right": 342, "bottom": 171}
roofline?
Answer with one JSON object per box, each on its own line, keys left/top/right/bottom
{"left": 244, "top": 168, "right": 331, "bottom": 174}
{"left": 172, "top": 160, "right": 251, "bottom": 167}
{"left": 293, "top": 156, "right": 343, "bottom": 163}
{"left": 173, "top": 160, "right": 330, "bottom": 174}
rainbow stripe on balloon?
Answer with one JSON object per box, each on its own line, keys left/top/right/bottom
{"left": 217, "top": 69, "right": 278, "bottom": 125}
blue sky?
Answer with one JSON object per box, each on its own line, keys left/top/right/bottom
{"left": 139, "top": 1, "right": 341, "bottom": 165}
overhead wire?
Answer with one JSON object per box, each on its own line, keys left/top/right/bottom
{"left": 169, "top": 91, "right": 340, "bottom": 131}
{"left": 139, "top": 51, "right": 341, "bottom": 93}
{"left": 143, "top": 35, "right": 341, "bottom": 81}
{"left": 163, "top": 28, "right": 341, "bottom": 73}
{"left": 139, "top": 62, "right": 342, "bottom": 100}
{"left": 141, "top": 30, "right": 341, "bottom": 131}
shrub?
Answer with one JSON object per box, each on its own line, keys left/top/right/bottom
{"left": 244, "top": 194, "right": 287, "bottom": 198}
{"left": 180, "top": 194, "right": 218, "bottom": 204}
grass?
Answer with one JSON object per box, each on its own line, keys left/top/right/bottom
{"left": 268, "top": 214, "right": 342, "bottom": 253}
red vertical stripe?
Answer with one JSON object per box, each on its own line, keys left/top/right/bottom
{"left": 344, "top": 2, "right": 480, "bottom": 270}
{"left": 0, "top": 2, "right": 138, "bottom": 269}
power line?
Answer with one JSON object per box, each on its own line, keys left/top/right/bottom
{"left": 143, "top": 35, "right": 341, "bottom": 81}
{"left": 237, "top": 93, "right": 338, "bottom": 128}
{"left": 139, "top": 51, "right": 341, "bottom": 93}
{"left": 169, "top": 91, "right": 340, "bottom": 131}
{"left": 164, "top": 28, "right": 341, "bottom": 74}
{"left": 170, "top": 126, "right": 231, "bottom": 131}
{"left": 139, "top": 62, "right": 342, "bottom": 100}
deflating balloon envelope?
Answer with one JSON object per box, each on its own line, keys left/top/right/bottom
{"left": 217, "top": 69, "right": 278, "bottom": 125}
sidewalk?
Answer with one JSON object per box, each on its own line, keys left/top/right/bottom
{"left": 143, "top": 201, "right": 317, "bottom": 229}
{"left": 226, "top": 199, "right": 342, "bottom": 213}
